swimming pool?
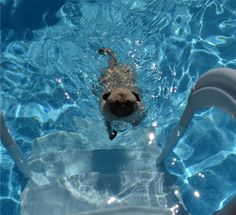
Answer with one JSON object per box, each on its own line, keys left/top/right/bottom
{"left": 1, "top": 0, "right": 236, "bottom": 214}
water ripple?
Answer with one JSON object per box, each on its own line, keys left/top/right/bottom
{"left": 1, "top": 0, "right": 236, "bottom": 214}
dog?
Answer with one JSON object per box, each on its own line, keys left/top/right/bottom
{"left": 98, "top": 48, "right": 145, "bottom": 140}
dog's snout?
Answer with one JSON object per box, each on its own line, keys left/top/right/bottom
{"left": 110, "top": 99, "right": 135, "bottom": 117}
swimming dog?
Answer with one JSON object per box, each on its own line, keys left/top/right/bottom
{"left": 98, "top": 48, "right": 145, "bottom": 140}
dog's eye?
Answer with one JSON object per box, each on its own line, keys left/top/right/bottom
{"left": 132, "top": 91, "right": 141, "bottom": 101}
{"left": 103, "top": 92, "right": 111, "bottom": 100}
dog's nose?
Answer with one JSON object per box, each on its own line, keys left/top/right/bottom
{"left": 121, "top": 103, "right": 126, "bottom": 108}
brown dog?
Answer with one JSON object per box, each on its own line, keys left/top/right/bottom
{"left": 99, "top": 48, "right": 145, "bottom": 140}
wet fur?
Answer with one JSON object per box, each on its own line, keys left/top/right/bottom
{"left": 99, "top": 48, "right": 144, "bottom": 140}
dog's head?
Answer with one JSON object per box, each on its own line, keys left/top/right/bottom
{"left": 101, "top": 88, "right": 141, "bottom": 117}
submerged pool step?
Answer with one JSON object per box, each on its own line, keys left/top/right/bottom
{"left": 28, "top": 146, "right": 159, "bottom": 186}
{"left": 21, "top": 170, "right": 182, "bottom": 215}
{"left": 22, "top": 129, "right": 189, "bottom": 215}
{"left": 28, "top": 129, "right": 160, "bottom": 186}
{"left": 31, "top": 127, "right": 158, "bottom": 157}
{"left": 72, "top": 206, "right": 172, "bottom": 215}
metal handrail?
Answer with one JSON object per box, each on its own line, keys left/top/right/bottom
{"left": 157, "top": 68, "right": 236, "bottom": 164}
{"left": 0, "top": 112, "right": 31, "bottom": 178}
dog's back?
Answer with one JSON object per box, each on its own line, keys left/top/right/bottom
{"left": 101, "top": 64, "right": 138, "bottom": 92}
{"left": 98, "top": 48, "right": 144, "bottom": 140}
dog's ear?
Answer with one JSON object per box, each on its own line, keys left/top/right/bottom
{"left": 132, "top": 91, "right": 141, "bottom": 101}
{"left": 103, "top": 92, "right": 111, "bottom": 101}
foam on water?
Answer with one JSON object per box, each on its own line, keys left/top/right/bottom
{"left": 1, "top": 0, "right": 236, "bottom": 214}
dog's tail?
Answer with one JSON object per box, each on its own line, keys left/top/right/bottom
{"left": 98, "top": 48, "right": 118, "bottom": 67}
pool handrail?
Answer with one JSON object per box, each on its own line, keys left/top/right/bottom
{"left": 214, "top": 196, "right": 236, "bottom": 215}
{"left": 0, "top": 112, "right": 31, "bottom": 178}
{"left": 157, "top": 68, "right": 236, "bottom": 164}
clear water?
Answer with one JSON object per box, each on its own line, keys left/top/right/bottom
{"left": 1, "top": 0, "right": 236, "bottom": 214}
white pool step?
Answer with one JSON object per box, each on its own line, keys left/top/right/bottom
{"left": 72, "top": 206, "right": 172, "bottom": 215}
{"left": 21, "top": 130, "right": 188, "bottom": 215}
{"left": 28, "top": 146, "right": 159, "bottom": 186}
{"left": 21, "top": 170, "right": 177, "bottom": 215}
{"left": 28, "top": 129, "right": 160, "bottom": 186}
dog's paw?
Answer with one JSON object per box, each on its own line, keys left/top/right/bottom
{"left": 98, "top": 48, "right": 106, "bottom": 55}
{"left": 109, "top": 130, "right": 118, "bottom": 140}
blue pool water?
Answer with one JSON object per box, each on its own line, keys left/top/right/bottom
{"left": 1, "top": 0, "right": 236, "bottom": 214}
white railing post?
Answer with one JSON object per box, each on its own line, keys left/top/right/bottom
{"left": 0, "top": 112, "right": 31, "bottom": 178}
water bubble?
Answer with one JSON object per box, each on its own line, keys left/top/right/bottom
{"left": 177, "top": 131, "right": 181, "bottom": 136}
{"left": 194, "top": 190, "right": 201, "bottom": 198}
